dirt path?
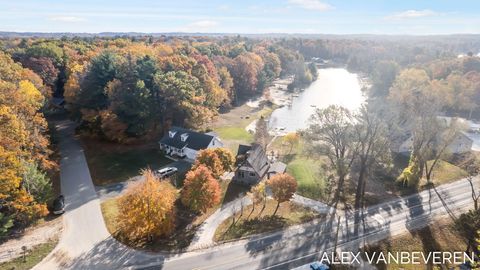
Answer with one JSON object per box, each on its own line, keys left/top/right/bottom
{"left": 0, "top": 218, "right": 62, "bottom": 263}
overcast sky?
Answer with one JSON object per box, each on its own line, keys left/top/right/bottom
{"left": 1, "top": 0, "right": 479, "bottom": 35}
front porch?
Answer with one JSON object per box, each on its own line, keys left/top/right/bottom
{"left": 159, "top": 143, "right": 187, "bottom": 158}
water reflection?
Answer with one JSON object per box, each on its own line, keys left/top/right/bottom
{"left": 269, "top": 68, "right": 365, "bottom": 133}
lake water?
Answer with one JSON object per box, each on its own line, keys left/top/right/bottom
{"left": 268, "top": 68, "right": 365, "bottom": 133}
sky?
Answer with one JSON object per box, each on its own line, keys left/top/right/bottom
{"left": 1, "top": 0, "right": 480, "bottom": 35}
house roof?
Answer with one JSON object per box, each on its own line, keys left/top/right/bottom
{"left": 245, "top": 144, "right": 270, "bottom": 178}
{"left": 159, "top": 126, "right": 215, "bottom": 151}
{"left": 236, "top": 144, "right": 252, "bottom": 156}
{"left": 268, "top": 161, "right": 287, "bottom": 174}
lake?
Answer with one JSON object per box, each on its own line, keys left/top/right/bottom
{"left": 268, "top": 68, "right": 365, "bottom": 133}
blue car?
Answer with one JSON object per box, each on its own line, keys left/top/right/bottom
{"left": 310, "top": 262, "right": 329, "bottom": 270}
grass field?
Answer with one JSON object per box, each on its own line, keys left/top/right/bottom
{"left": 363, "top": 219, "right": 467, "bottom": 269}
{"left": 0, "top": 239, "right": 58, "bottom": 270}
{"left": 287, "top": 157, "right": 326, "bottom": 200}
{"left": 214, "top": 127, "right": 253, "bottom": 142}
{"left": 211, "top": 103, "right": 275, "bottom": 153}
{"left": 214, "top": 199, "right": 321, "bottom": 242}
{"left": 269, "top": 137, "right": 328, "bottom": 201}
{"left": 82, "top": 139, "right": 171, "bottom": 186}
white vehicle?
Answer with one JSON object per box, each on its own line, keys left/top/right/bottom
{"left": 156, "top": 167, "right": 178, "bottom": 178}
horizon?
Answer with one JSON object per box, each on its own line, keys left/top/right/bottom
{"left": 1, "top": 0, "right": 480, "bottom": 35}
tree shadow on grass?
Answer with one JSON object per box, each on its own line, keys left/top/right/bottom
{"left": 221, "top": 216, "right": 288, "bottom": 242}
{"left": 222, "top": 181, "right": 249, "bottom": 205}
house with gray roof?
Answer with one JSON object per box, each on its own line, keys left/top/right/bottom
{"left": 233, "top": 144, "right": 286, "bottom": 185}
{"left": 159, "top": 126, "right": 223, "bottom": 161}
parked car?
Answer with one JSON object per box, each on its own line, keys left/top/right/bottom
{"left": 310, "top": 262, "right": 329, "bottom": 270}
{"left": 52, "top": 195, "right": 65, "bottom": 215}
{"left": 156, "top": 167, "right": 178, "bottom": 178}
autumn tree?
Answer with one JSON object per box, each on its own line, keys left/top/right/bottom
{"left": 19, "top": 57, "right": 59, "bottom": 91}
{"left": 230, "top": 52, "right": 264, "bottom": 98}
{"left": 193, "top": 149, "right": 224, "bottom": 178}
{"left": 267, "top": 173, "right": 297, "bottom": 216}
{"left": 283, "top": 132, "right": 300, "bottom": 155}
{"left": 181, "top": 165, "right": 221, "bottom": 213}
{"left": 193, "top": 148, "right": 235, "bottom": 178}
{"left": 248, "top": 182, "right": 267, "bottom": 216}
{"left": 389, "top": 68, "right": 444, "bottom": 187}
{"left": 117, "top": 169, "right": 177, "bottom": 242}
{"left": 0, "top": 52, "right": 52, "bottom": 229}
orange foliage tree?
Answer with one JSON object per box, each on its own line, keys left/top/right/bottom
{"left": 267, "top": 173, "right": 298, "bottom": 216}
{"left": 193, "top": 148, "right": 235, "bottom": 178}
{"left": 181, "top": 165, "right": 221, "bottom": 213}
{"left": 117, "top": 169, "right": 177, "bottom": 242}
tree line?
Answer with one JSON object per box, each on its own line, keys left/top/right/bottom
{"left": 0, "top": 52, "right": 54, "bottom": 236}
{"left": 1, "top": 37, "right": 316, "bottom": 143}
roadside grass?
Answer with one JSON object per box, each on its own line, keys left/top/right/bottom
{"left": 362, "top": 219, "right": 466, "bottom": 270}
{"left": 214, "top": 199, "right": 321, "bottom": 242}
{"left": 81, "top": 138, "right": 171, "bottom": 186}
{"left": 420, "top": 160, "right": 468, "bottom": 187}
{"left": 100, "top": 179, "right": 248, "bottom": 251}
{"left": 0, "top": 238, "right": 58, "bottom": 270}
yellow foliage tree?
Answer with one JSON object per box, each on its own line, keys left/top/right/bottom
{"left": 193, "top": 148, "right": 235, "bottom": 178}
{"left": 117, "top": 169, "right": 177, "bottom": 242}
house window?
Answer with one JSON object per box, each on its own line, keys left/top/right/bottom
{"left": 169, "top": 131, "right": 177, "bottom": 138}
{"left": 239, "top": 171, "right": 245, "bottom": 178}
{"left": 181, "top": 133, "right": 189, "bottom": 142}
{"left": 250, "top": 172, "right": 256, "bottom": 177}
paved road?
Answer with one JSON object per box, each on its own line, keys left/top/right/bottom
{"left": 34, "top": 120, "right": 479, "bottom": 269}
{"left": 137, "top": 176, "right": 479, "bottom": 270}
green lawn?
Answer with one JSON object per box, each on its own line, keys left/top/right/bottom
{"left": 287, "top": 157, "right": 326, "bottom": 200}
{"left": 214, "top": 127, "right": 253, "bottom": 142}
{"left": 0, "top": 239, "right": 58, "bottom": 270}
{"left": 82, "top": 139, "right": 171, "bottom": 186}
{"left": 214, "top": 200, "right": 321, "bottom": 242}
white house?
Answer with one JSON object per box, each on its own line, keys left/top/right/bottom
{"left": 159, "top": 126, "right": 223, "bottom": 161}
{"left": 396, "top": 132, "right": 473, "bottom": 155}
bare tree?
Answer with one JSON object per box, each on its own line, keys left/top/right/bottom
{"left": 304, "top": 105, "right": 356, "bottom": 203}
{"left": 468, "top": 176, "right": 480, "bottom": 211}
{"left": 254, "top": 116, "right": 271, "bottom": 150}
{"left": 353, "top": 105, "right": 391, "bottom": 236}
